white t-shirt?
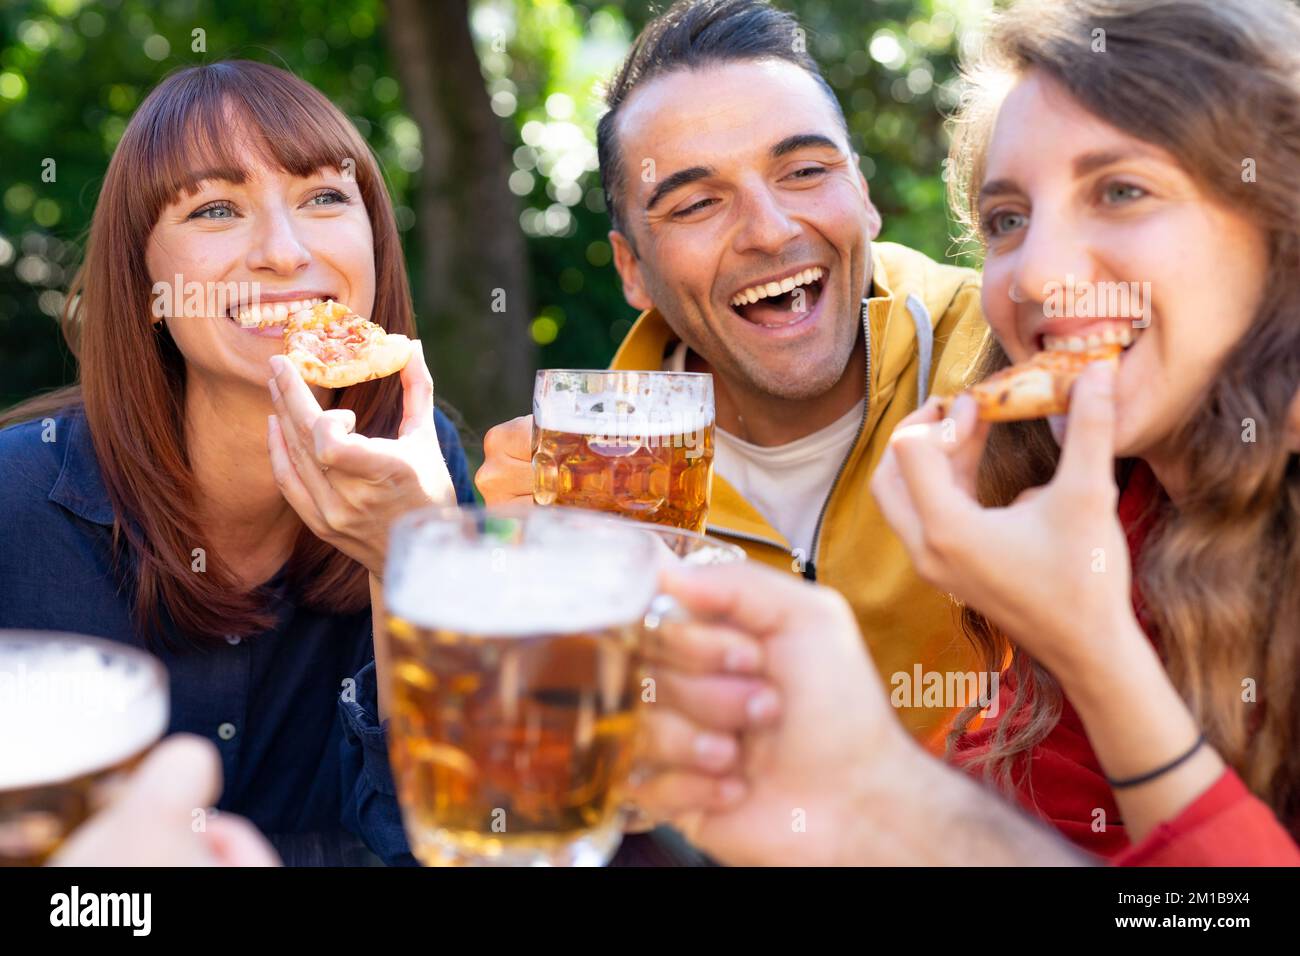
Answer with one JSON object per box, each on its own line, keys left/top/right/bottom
{"left": 664, "top": 342, "right": 863, "bottom": 556}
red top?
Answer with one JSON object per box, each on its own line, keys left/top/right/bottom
{"left": 953, "top": 461, "right": 1300, "bottom": 866}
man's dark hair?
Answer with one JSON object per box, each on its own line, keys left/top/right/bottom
{"left": 596, "top": 0, "right": 847, "bottom": 241}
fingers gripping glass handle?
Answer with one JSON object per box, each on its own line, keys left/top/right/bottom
{"left": 622, "top": 593, "right": 690, "bottom": 835}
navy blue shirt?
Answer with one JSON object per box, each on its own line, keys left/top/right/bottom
{"left": 338, "top": 660, "right": 414, "bottom": 864}
{"left": 0, "top": 404, "right": 474, "bottom": 866}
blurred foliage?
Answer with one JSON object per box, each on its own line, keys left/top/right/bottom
{"left": 0, "top": 0, "right": 988, "bottom": 411}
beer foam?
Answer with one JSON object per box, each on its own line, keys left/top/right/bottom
{"left": 386, "top": 543, "right": 659, "bottom": 637}
{"left": 0, "top": 639, "right": 169, "bottom": 791}
{"left": 534, "top": 392, "right": 713, "bottom": 440}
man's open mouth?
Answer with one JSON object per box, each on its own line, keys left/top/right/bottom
{"left": 729, "top": 266, "right": 826, "bottom": 328}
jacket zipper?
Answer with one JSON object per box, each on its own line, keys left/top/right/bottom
{"left": 703, "top": 524, "right": 789, "bottom": 553}
{"left": 802, "top": 300, "right": 872, "bottom": 582}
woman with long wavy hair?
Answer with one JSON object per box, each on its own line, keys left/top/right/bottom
{"left": 0, "top": 60, "right": 474, "bottom": 865}
{"left": 624, "top": 0, "right": 1300, "bottom": 866}
{"left": 923, "top": 0, "right": 1300, "bottom": 859}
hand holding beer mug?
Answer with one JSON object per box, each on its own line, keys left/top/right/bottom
{"left": 0, "top": 633, "right": 168, "bottom": 866}
{"left": 532, "top": 370, "right": 715, "bottom": 532}
{"left": 380, "top": 505, "right": 741, "bottom": 866}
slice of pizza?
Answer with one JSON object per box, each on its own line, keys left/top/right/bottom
{"left": 282, "top": 300, "right": 413, "bottom": 389}
{"left": 938, "top": 344, "right": 1121, "bottom": 423}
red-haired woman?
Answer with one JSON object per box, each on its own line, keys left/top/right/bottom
{"left": 628, "top": 0, "right": 1300, "bottom": 866}
{"left": 0, "top": 60, "right": 474, "bottom": 865}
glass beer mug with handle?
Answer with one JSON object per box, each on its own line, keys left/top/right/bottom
{"left": 0, "top": 632, "right": 169, "bottom": 866}
{"left": 532, "top": 370, "right": 715, "bottom": 532}
{"left": 380, "top": 505, "right": 742, "bottom": 867}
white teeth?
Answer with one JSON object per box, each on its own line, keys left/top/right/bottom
{"left": 1042, "top": 323, "right": 1141, "bottom": 353}
{"left": 1041, "top": 334, "right": 1087, "bottom": 352}
{"left": 234, "top": 296, "right": 327, "bottom": 327}
{"left": 730, "top": 266, "right": 824, "bottom": 307}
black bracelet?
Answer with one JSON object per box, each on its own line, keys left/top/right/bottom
{"left": 1106, "top": 734, "right": 1207, "bottom": 789}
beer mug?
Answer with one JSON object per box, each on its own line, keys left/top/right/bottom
{"left": 0, "top": 633, "right": 168, "bottom": 866}
{"left": 637, "top": 522, "right": 746, "bottom": 565}
{"left": 381, "top": 505, "right": 741, "bottom": 866}
{"left": 532, "top": 370, "right": 715, "bottom": 532}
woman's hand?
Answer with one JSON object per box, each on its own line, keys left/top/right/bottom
{"left": 871, "top": 361, "right": 1135, "bottom": 678}
{"left": 266, "top": 345, "right": 456, "bottom": 576}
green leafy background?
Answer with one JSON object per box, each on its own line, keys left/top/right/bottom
{"left": 0, "top": 0, "right": 989, "bottom": 425}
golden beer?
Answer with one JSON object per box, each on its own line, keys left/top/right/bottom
{"left": 532, "top": 422, "right": 715, "bottom": 532}
{"left": 0, "top": 634, "right": 168, "bottom": 866}
{"left": 385, "top": 619, "right": 640, "bottom": 867}
{"left": 382, "top": 507, "right": 660, "bottom": 866}
{"left": 532, "top": 370, "right": 715, "bottom": 533}
{"left": 0, "top": 749, "right": 153, "bottom": 867}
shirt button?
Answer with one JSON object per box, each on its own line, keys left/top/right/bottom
{"left": 224, "top": 634, "right": 242, "bottom": 646}
{"left": 217, "top": 722, "right": 237, "bottom": 741}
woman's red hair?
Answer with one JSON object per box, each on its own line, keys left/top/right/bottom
{"left": 4, "top": 60, "right": 414, "bottom": 646}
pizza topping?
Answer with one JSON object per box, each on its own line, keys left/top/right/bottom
{"left": 281, "top": 300, "right": 413, "bottom": 389}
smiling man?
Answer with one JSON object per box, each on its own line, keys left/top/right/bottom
{"left": 477, "top": 0, "right": 990, "bottom": 748}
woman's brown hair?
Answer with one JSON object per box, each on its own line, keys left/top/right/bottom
{"left": 2, "top": 60, "right": 414, "bottom": 646}
{"left": 946, "top": 0, "right": 1300, "bottom": 829}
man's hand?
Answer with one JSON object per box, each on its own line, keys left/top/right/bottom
{"left": 632, "top": 561, "right": 1086, "bottom": 866}
{"left": 633, "top": 561, "right": 912, "bottom": 865}
{"left": 475, "top": 414, "right": 535, "bottom": 505}
{"left": 51, "top": 735, "right": 280, "bottom": 867}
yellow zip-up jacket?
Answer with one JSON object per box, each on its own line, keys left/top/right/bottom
{"left": 612, "top": 242, "right": 990, "bottom": 750}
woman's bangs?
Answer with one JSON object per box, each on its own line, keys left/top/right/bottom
{"left": 128, "top": 62, "right": 367, "bottom": 223}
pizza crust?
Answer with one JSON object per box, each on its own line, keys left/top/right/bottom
{"left": 971, "top": 364, "right": 1067, "bottom": 421}
{"left": 939, "top": 345, "right": 1120, "bottom": 423}
{"left": 287, "top": 332, "right": 413, "bottom": 389}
